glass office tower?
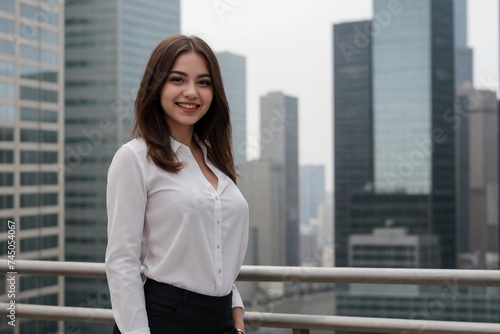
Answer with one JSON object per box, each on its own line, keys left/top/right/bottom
{"left": 333, "top": 20, "right": 373, "bottom": 268}
{"left": 372, "top": 0, "right": 455, "bottom": 268}
{"left": 64, "top": 1, "right": 180, "bottom": 332}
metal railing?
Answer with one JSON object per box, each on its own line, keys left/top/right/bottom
{"left": 1, "top": 259, "right": 500, "bottom": 333}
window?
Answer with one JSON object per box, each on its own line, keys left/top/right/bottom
{"left": 20, "top": 4, "right": 59, "bottom": 26}
{"left": 0, "top": 39, "right": 14, "bottom": 55}
{"left": 21, "top": 235, "right": 58, "bottom": 252}
{"left": 20, "top": 276, "right": 58, "bottom": 292}
{"left": 0, "top": 0, "right": 13, "bottom": 13}
{"left": 19, "top": 45, "right": 58, "bottom": 64}
{"left": 0, "top": 150, "right": 13, "bottom": 163}
{"left": 0, "top": 173, "right": 13, "bottom": 186}
{"left": 20, "top": 213, "right": 58, "bottom": 230}
{"left": 0, "top": 17, "right": 13, "bottom": 34}
{"left": 20, "top": 129, "right": 58, "bottom": 143}
{"left": 0, "top": 195, "right": 13, "bottom": 209}
{"left": 20, "top": 172, "right": 57, "bottom": 185}
{"left": 0, "top": 60, "right": 14, "bottom": 77}
{"left": 20, "top": 193, "right": 58, "bottom": 208}
{"left": 20, "top": 150, "right": 57, "bottom": 164}
{"left": 20, "top": 65, "right": 58, "bottom": 83}
{"left": 0, "top": 83, "right": 14, "bottom": 99}
{"left": 20, "top": 86, "right": 58, "bottom": 103}
{"left": 20, "top": 107, "right": 58, "bottom": 123}
{"left": 0, "top": 104, "right": 13, "bottom": 120}
{"left": 0, "top": 127, "right": 13, "bottom": 141}
{"left": 20, "top": 24, "right": 59, "bottom": 45}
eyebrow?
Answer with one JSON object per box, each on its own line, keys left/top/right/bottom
{"left": 169, "top": 70, "right": 211, "bottom": 78}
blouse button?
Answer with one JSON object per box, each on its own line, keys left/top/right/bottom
{"left": 215, "top": 196, "right": 219, "bottom": 200}
{"left": 216, "top": 220, "right": 220, "bottom": 225}
{"left": 218, "top": 268, "right": 222, "bottom": 274}
{"left": 217, "top": 244, "right": 220, "bottom": 249}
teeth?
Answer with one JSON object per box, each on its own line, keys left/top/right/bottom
{"left": 178, "top": 103, "right": 197, "bottom": 109}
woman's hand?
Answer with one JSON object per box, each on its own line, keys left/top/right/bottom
{"left": 232, "top": 307, "right": 245, "bottom": 333}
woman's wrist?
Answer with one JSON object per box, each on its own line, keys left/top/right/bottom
{"left": 234, "top": 329, "right": 245, "bottom": 334}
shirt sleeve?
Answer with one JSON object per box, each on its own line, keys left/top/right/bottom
{"left": 231, "top": 283, "right": 244, "bottom": 309}
{"left": 105, "top": 145, "right": 150, "bottom": 334}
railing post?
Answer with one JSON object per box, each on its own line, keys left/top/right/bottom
{"left": 292, "top": 329, "right": 309, "bottom": 334}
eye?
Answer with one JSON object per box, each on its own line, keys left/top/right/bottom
{"left": 198, "top": 79, "right": 211, "bottom": 86}
{"left": 169, "top": 76, "right": 183, "bottom": 82}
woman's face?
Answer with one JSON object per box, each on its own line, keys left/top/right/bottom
{"left": 160, "top": 51, "right": 213, "bottom": 134}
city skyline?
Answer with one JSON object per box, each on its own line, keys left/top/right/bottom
{"left": 181, "top": 0, "right": 499, "bottom": 191}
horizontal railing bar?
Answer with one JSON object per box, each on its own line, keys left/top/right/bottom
{"left": 2, "top": 260, "right": 500, "bottom": 286}
{"left": 1, "top": 303, "right": 500, "bottom": 334}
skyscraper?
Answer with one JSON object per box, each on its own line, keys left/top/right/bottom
{"left": 64, "top": 1, "right": 180, "bottom": 332}
{"left": 333, "top": 20, "right": 373, "bottom": 268}
{"left": 0, "top": 1, "right": 65, "bottom": 333}
{"left": 372, "top": 0, "right": 455, "bottom": 268}
{"left": 466, "top": 88, "right": 498, "bottom": 268}
{"left": 217, "top": 52, "right": 246, "bottom": 169}
{"left": 260, "top": 91, "right": 299, "bottom": 266}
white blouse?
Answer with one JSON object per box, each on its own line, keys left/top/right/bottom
{"left": 105, "top": 136, "right": 249, "bottom": 334}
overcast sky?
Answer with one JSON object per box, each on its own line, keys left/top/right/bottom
{"left": 181, "top": 0, "right": 499, "bottom": 192}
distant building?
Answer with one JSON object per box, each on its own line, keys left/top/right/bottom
{"left": 300, "top": 165, "right": 326, "bottom": 227}
{"left": 260, "top": 92, "right": 300, "bottom": 266}
{"left": 0, "top": 1, "right": 65, "bottom": 333}
{"left": 464, "top": 87, "right": 498, "bottom": 268}
{"left": 217, "top": 52, "right": 246, "bottom": 170}
{"left": 336, "top": 227, "right": 500, "bottom": 334}
{"left": 333, "top": 20, "right": 373, "bottom": 268}
{"left": 64, "top": 1, "right": 180, "bottom": 332}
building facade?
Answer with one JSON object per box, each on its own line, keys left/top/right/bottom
{"left": 0, "top": 1, "right": 65, "bottom": 333}
{"left": 64, "top": 0, "right": 179, "bottom": 332}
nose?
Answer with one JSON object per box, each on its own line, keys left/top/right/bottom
{"left": 183, "top": 82, "right": 198, "bottom": 100}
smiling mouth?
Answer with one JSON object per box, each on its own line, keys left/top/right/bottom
{"left": 176, "top": 102, "right": 200, "bottom": 110}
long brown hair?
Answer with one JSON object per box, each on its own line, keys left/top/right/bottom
{"left": 133, "top": 35, "right": 236, "bottom": 183}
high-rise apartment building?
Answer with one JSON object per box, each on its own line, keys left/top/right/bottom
{"left": 260, "top": 91, "right": 299, "bottom": 266}
{"left": 0, "top": 1, "right": 65, "bottom": 333}
{"left": 64, "top": 1, "right": 179, "bottom": 332}
{"left": 333, "top": 20, "right": 373, "bottom": 268}
{"left": 217, "top": 51, "right": 246, "bottom": 169}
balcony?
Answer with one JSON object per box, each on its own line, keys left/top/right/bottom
{"left": 1, "top": 259, "right": 500, "bottom": 333}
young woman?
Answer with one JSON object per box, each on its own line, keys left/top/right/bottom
{"left": 105, "top": 35, "right": 249, "bottom": 334}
